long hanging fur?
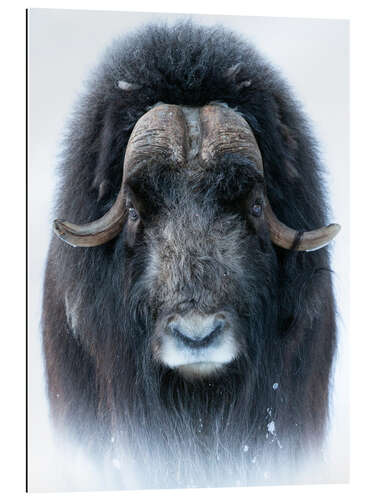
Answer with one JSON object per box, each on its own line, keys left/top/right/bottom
{"left": 42, "top": 21, "right": 336, "bottom": 489}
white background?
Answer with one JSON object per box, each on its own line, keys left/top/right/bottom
{"left": 1, "top": 1, "right": 374, "bottom": 499}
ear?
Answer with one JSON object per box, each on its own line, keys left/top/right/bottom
{"left": 225, "top": 63, "right": 252, "bottom": 90}
{"left": 117, "top": 80, "right": 142, "bottom": 91}
{"left": 90, "top": 104, "right": 121, "bottom": 202}
{"left": 277, "top": 123, "right": 301, "bottom": 181}
{"left": 278, "top": 251, "right": 332, "bottom": 336}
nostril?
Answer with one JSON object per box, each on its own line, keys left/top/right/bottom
{"left": 166, "top": 315, "right": 178, "bottom": 326}
{"left": 171, "top": 326, "right": 188, "bottom": 342}
{"left": 215, "top": 312, "right": 226, "bottom": 322}
{"left": 172, "top": 327, "right": 216, "bottom": 348}
{"left": 167, "top": 312, "right": 227, "bottom": 348}
{"left": 213, "top": 315, "right": 226, "bottom": 331}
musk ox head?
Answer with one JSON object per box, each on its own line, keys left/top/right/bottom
{"left": 54, "top": 102, "right": 340, "bottom": 379}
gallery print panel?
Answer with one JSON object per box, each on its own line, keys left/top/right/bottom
{"left": 28, "top": 8, "right": 349, "bottom": 492}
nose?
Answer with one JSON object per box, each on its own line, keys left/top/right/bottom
{"left": 167, "top": 312, "right": 227, "bottom": 347}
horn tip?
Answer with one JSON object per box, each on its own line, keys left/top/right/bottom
{"left": 53, "top": 218, "right": 64, "bottom": 233}
{"left": 53, "top": 219, "right": 77, "bottom": 247}
{"left": 327, "top": 223, "right": 341, "bottom": 237}
{"left": 303, "top": 223, "right": 341, "bottom": 252}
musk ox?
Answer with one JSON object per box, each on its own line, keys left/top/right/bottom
{"left": 42, "top": 22, "right": 340, "bottom": 489}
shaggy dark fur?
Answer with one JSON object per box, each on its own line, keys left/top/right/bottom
{"left": 42, "top": 22, "right": 336, "bottom": 489}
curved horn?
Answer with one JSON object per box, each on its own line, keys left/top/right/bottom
{"left": 200, "top": 103, "right": 262, "bottom": 164}
{"left": 265, "top": 203, "right": 341, "bottom": 252}
{"left": 54, "top": 184, "right": 127, "bottom": 248}
{"left": 200, "top": 103, "right": 340, "bottom": 252}
{"left": 54, "top": 104, "right": 186, "bottom": 247}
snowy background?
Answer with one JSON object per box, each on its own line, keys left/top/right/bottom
{"left": 27, "top": 9, "right": 349, "bottom": 492}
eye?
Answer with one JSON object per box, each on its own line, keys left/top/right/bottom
{"left": 250, "top": 200, "right": 263, "bottom": 217}
{"left": 128, "top": 207, "right": 139, "bottom": 222}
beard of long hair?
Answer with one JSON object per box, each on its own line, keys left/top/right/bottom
{"left": 100, "top": 266, "right": 285, "bottom": 489}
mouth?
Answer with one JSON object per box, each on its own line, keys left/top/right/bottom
{"left": 175, "top": 361, "right": 227, "bottom": 378}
